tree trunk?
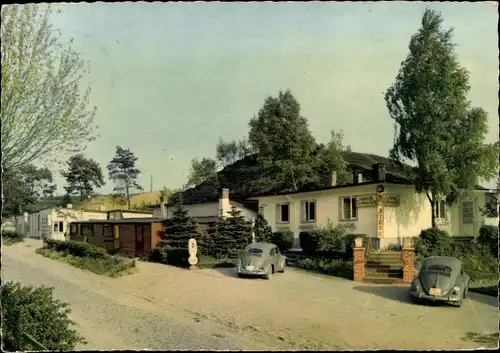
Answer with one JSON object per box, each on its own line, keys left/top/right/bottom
{"left": 426, "top": 192, "right": 437, "bottom": 229}
{"left": 126, "top": 184, "right": 131, "bottom": 210}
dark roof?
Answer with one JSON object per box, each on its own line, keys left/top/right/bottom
{"left": 107, "top": 209, "right": 154, "bottom": 214}
{"left": 249, "top": 180, "right": 412, "bottom": 199}
{"left": 71, "top": 217, "right": 166, "bottom": 225}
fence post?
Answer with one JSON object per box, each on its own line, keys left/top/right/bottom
{"left": 353, "top": 237, "right": 365, "bottom": 281}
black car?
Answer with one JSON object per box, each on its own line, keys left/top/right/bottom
{"left": 409, "top": 256, "right": 470, "bottom": 307}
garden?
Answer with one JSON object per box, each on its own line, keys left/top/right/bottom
{"left": 414, "top": 225, "right": 499, "bottom": 297}
{"left": 36, "top": 239, "right": 136, "bottom": 277}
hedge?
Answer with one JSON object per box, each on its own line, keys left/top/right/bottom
{"left": 44, "top": 239, "right": 108, "bottom": 259}
{"left": 477, "top": 225, "right": 499, "bottom": 257}
{"left": 295, "top": 257, "right": 353, "bottom": 279}
{"left": 271, "top": 231, "right": 294, "bottom": 252}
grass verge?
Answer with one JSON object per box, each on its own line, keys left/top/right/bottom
{"left": 2, "top": 231, "right": 25, "bottom": 246}
{"left": 36, "top": 248, "right": 136, "bottom": 277}
{"left": 469, "top": 280, "right": 498, "bottom": 297}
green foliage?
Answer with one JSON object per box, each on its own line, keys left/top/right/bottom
{"left": 38, "top": 240, "right": 135, "bottom": 277}
{"left": 2, "top": 165, "right": 56, "bottom": 217}
{"left": 2, "top": 230, "right": 25, "bottom": 245}
{"left": 210, "top": 206, "right": 252, "bottom": 257}
{"left": 107, "top": 146, "right": 143, "bottom": 210}
{"left": 163, "top": 199, "right": 203, "bottom": 249}
{"left": 59, "top": 193, "right": 73, "bottom": 207}
{"left": 216, "top": 137, "right": 252, "bottom": 168}
{"left": 414, "top": 228, "right": 452, "bottom": 257}
{"left": 316, "top": 222, "right": 355, "bottom": 253}
{"left": 1, "top": 5, "right": 96, "bottom": 171}
{"left": 299, "top": 231, "right": 320, "bottom": 255}
{"left": 1, "top": 281, "right": 86, "bottom": 351}
{"left": 477, "top": 225, "right": 499, "bottom": 257}
{"left": 151, "top": 245, "right": 189, "bottom": 267}
{"left": 44, "top": 239, "right": 108, "bottom": 259}
{"left": 296, "top": 258, "right": 353, "bottom": 279}
{"left": 253, "top": 211, "right": 272, "bottom": 243}
{"left": 248, "top": 90, "right": 323, "bottom": 192}
{"left": 271, "top": 231, "right": 294, "bottom": 252}
{"left": 186, "top": 157, "right": 218, "bottom": 188}
{"left": 385, "top": 8, "right": 498, "bottom": 228}
{"left": 61, "top": 154, "right": 105, "bottom": 201}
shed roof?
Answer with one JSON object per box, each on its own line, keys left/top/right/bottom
{"left": 71, "top": 217, "right": 166, "bottom": 225}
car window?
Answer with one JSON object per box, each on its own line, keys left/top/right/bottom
{"left": 270, "top": 248, "right": 275, "bottom": 256}
{"left": 275, "top": 247, "right": 281, "bottom": 255}
{"left": 427, "top": 264, "right": 452, "bottom": 277}
{"left": 246, "top": 248, "right": 263, "bottom": 256}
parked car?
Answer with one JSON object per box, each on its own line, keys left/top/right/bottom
{"left": 235, "top": 242, "right": 286, "bottom": 279}
{"left": 409, "top": 256, "right": 470, "bottom": 307}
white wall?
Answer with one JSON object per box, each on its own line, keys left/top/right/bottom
{"left": 256, "top": 184, "right": 379, "bottom": 245}
{"left": 166, "top": 203, "right": 220, "bottom": 219}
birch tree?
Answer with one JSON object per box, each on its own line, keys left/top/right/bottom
{"left": 1, "top": 5, "right": 96, "bottom": 171}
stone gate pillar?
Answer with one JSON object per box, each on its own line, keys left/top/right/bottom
{"left": 402, "top": 237, "right": 415, "bottom": 283}
{"left": 353, "top": 237, "right": 365, "bottom": 281}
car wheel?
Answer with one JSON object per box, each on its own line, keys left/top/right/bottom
{"left": 264, "top": 267, "right": 273, "bottom": 280}
{"left": 453, "top": 298, "right": 463, "bottom": 307}
{"left": 278, "top": 261, "right": 286, "bottom": 273}
{"left": 237, "top": 273, "right": 245, "bottom": 278}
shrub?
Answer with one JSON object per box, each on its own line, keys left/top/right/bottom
{"left": 296, "top": 257, "right": 353, "bottom": 279}
{"left": 316, "top": 222, "right": 354, "bottom": 253}
{"left": 271, "top": 231, "right": 294, "bottom": 251}
{"left": 44, "top": 239, "right": 108, "bottom": 259}
{"left": 150, "top": 242, "right": 189, "bottom": 267}
{"left": 415, "top": 228, "right": 452, "bottom": 257}
{"left": 254, "top": 212, "right": 273, "bottom": 243}
{"left": 2, "top": 231, "right": 25, "bottom": 245}
{"left": 1, "top": 281, "right": 86, "bottom": 351}
{"left": 299, "top": 231, "right": 320, "bottom": 255}
{"left": 477, "top": 225, "right": 499, "bottom": 257}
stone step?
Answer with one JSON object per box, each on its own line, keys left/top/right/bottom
{"left": 365, "top": 270, "right": 403, "bottom": 278}
{"left": 363, "top": 277, "right": 406, "bottom": 284}
{"left": 367, "top": 253, "right": 402, "bottom": 259}
{"left": 366, "top": 260, "right": 403, "bottom": 267}
{"left": 365, "top": 268, "right": 403, "bottom": 275}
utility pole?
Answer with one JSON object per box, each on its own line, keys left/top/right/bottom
{"left": 150, "top": 174, "right": 153, "bottom": 192}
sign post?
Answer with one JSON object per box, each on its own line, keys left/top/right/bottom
{"left": 188, "top": 238, "right": 198, "bottom": 270}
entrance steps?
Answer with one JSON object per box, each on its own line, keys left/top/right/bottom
{"left": 364, "top": 251, "right": 404, "bottom": 284}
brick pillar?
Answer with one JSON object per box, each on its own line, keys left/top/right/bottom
{"left": 353, "top": 247, "right": 365, "bottom": 281}
{"left": 402, "top": 248, "right": 415, "bottom": 283}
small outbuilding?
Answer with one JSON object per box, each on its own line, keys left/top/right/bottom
{"left": 69, "top": 218, "right": 166, "bottom": 258}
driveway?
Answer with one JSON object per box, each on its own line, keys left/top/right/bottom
{"left": 3, "top": 239, "right": 498, "bottom": 350}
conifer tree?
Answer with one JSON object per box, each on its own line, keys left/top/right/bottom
{"left": 211, "top": 206, "right": 252, "bottom": 257}
{"left": 254, "top": 207, "right": 272, "bottom": 243}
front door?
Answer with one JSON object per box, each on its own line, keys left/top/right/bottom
{"left": 135, "top": 225, "right": 145, "bottom": 257}
{"left": 460, "top": 201, "right": 475, "bottom": 236}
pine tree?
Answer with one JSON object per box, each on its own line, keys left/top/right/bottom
{"left": 254, "top": 208, "right": 272, "bottom": 243}
{"left": 163, "top": 198, "right": 200, "bottom": 249}
{"left": 211, "top": 206, "right": 252, "bottom": 258}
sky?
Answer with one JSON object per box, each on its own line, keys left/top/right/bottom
{"left": 44, "top": 1, "right": 498, "bottom": 194}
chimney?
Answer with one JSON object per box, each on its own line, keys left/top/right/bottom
{"left": 373, "top": 163, "right": 387, "bottom": 182}
{"left": 66, "top": 204, "right": 73, "bottom": 209}
{"left": 221, "top": 188, "right": 230, "bottom": 199}
{"left": 330, "top": 171, "right": 337, "bottom": 186}
{"left": 352, "top": 171, "right": 362, "bottom": 184}
{"left": 219, "top": 188, "right": 230, "bottom": 218}
{"left": 160, "top": 202, "right": 167, "bottom": 218}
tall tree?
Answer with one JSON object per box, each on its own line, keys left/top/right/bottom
{"left": 317, "top": 129, "right": 351, "bottom": 185}
{"left": 216, "top": 137, "right": 252, "bottom": 168}
{"left": 2, "top": 165, "right": 56, "bottom": 217}
{"left": 107, "top": 146, "right": 143, "bottom": 210}
{"left": 61, "top": 154, "right": 105, "bottom": 201}
{"left": 1, "top": 5, "right": 96, "bottom": 171}
{"left": 248, "top": 90, "right": 319, "bottom": 191}
{"left": 253, "top": 207, "right": 272, "bottom": 243}
{"left": 210, "top": 206, "right": 252, "bottom": 258}
{"left": 385, "top": 8, "right": 498, "bottom": 228}
{"left": 186, "top": 157, "right": 218, "bottom": 188}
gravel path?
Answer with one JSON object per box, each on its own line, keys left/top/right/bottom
{"left": 3, "top": 239, "right": 498, "bottom": 350}
{"left": 2, "top": 240, "right": 274, "bottom": 350}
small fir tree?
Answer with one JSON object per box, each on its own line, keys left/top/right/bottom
{"left": 211, "top": 206, "right": 252, "bottom": 257}
{"left": 254, "top": 208, "right": 272, "bottom": 243}
{"left": 163, "top": 198, "right": 201, "bottom": 249}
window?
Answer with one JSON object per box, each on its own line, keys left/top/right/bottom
{"left": 103, "top": 225, "right": 112, "bottom": 237}
{"left": 53, "top": 221, "right": 63, "bottom": 232}
{"left": 341, "top": 197, "right": 357, "bottom": 220}
{"left": 462, "top": 201, "right": 473, "bottom": 224}
{"left": 270, "top": 247, "right": 276, "bottom": 256}
{"left": 246, "top": 248, "right": 263, "bottom": 256}
{"left": 435, "top": 200, "right": 447, "bottom": 219}
{"left": 70, "top": 224, "right": 78, "bottom": 235}
{"left": 82, "top": 225, "right": 93, "bottom": 237}
{"left": 276, "top": 203, "right": 290, "bottom": 223}
{"left": 275, "top": 247, "right": 281, "bottom": 255}
{"left": 301, "top": 200, "right": 316, "bottom": 222}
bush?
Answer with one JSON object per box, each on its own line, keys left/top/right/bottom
{"left": 415, "top": 228, "right": 452, "bottom": 257}
{"left": 150, "top": 242, "right": 189, "bottom": 267}
{"left": 271, "top": 231, "right": 294, "bottom": 251}
{"left": 2, "top": 230, "right": 25, "bottom": 245}
{"left": 1, "top": 281, "right": 86, "bottom": 351}
{"left": 296, "top": 257, "right": 353, "bottom": 279}
{"left": 44, "top": 239, "right": 108, "bottom": 259}
{"left": 477, "top": 225, "right": 499, "bottom": 257}
{"left": 299, "top": 231, "right": 320, "bottom": 255}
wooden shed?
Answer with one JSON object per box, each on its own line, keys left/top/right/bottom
{"left": 68, "top": 218, "right": 166, "bottom": 258}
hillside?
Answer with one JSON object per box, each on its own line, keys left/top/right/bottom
{"left": 76, "top": 191, "right": 163, "bottom": 211}
{"left": 171, "top": 151, "right": 416, "bottom": 207}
